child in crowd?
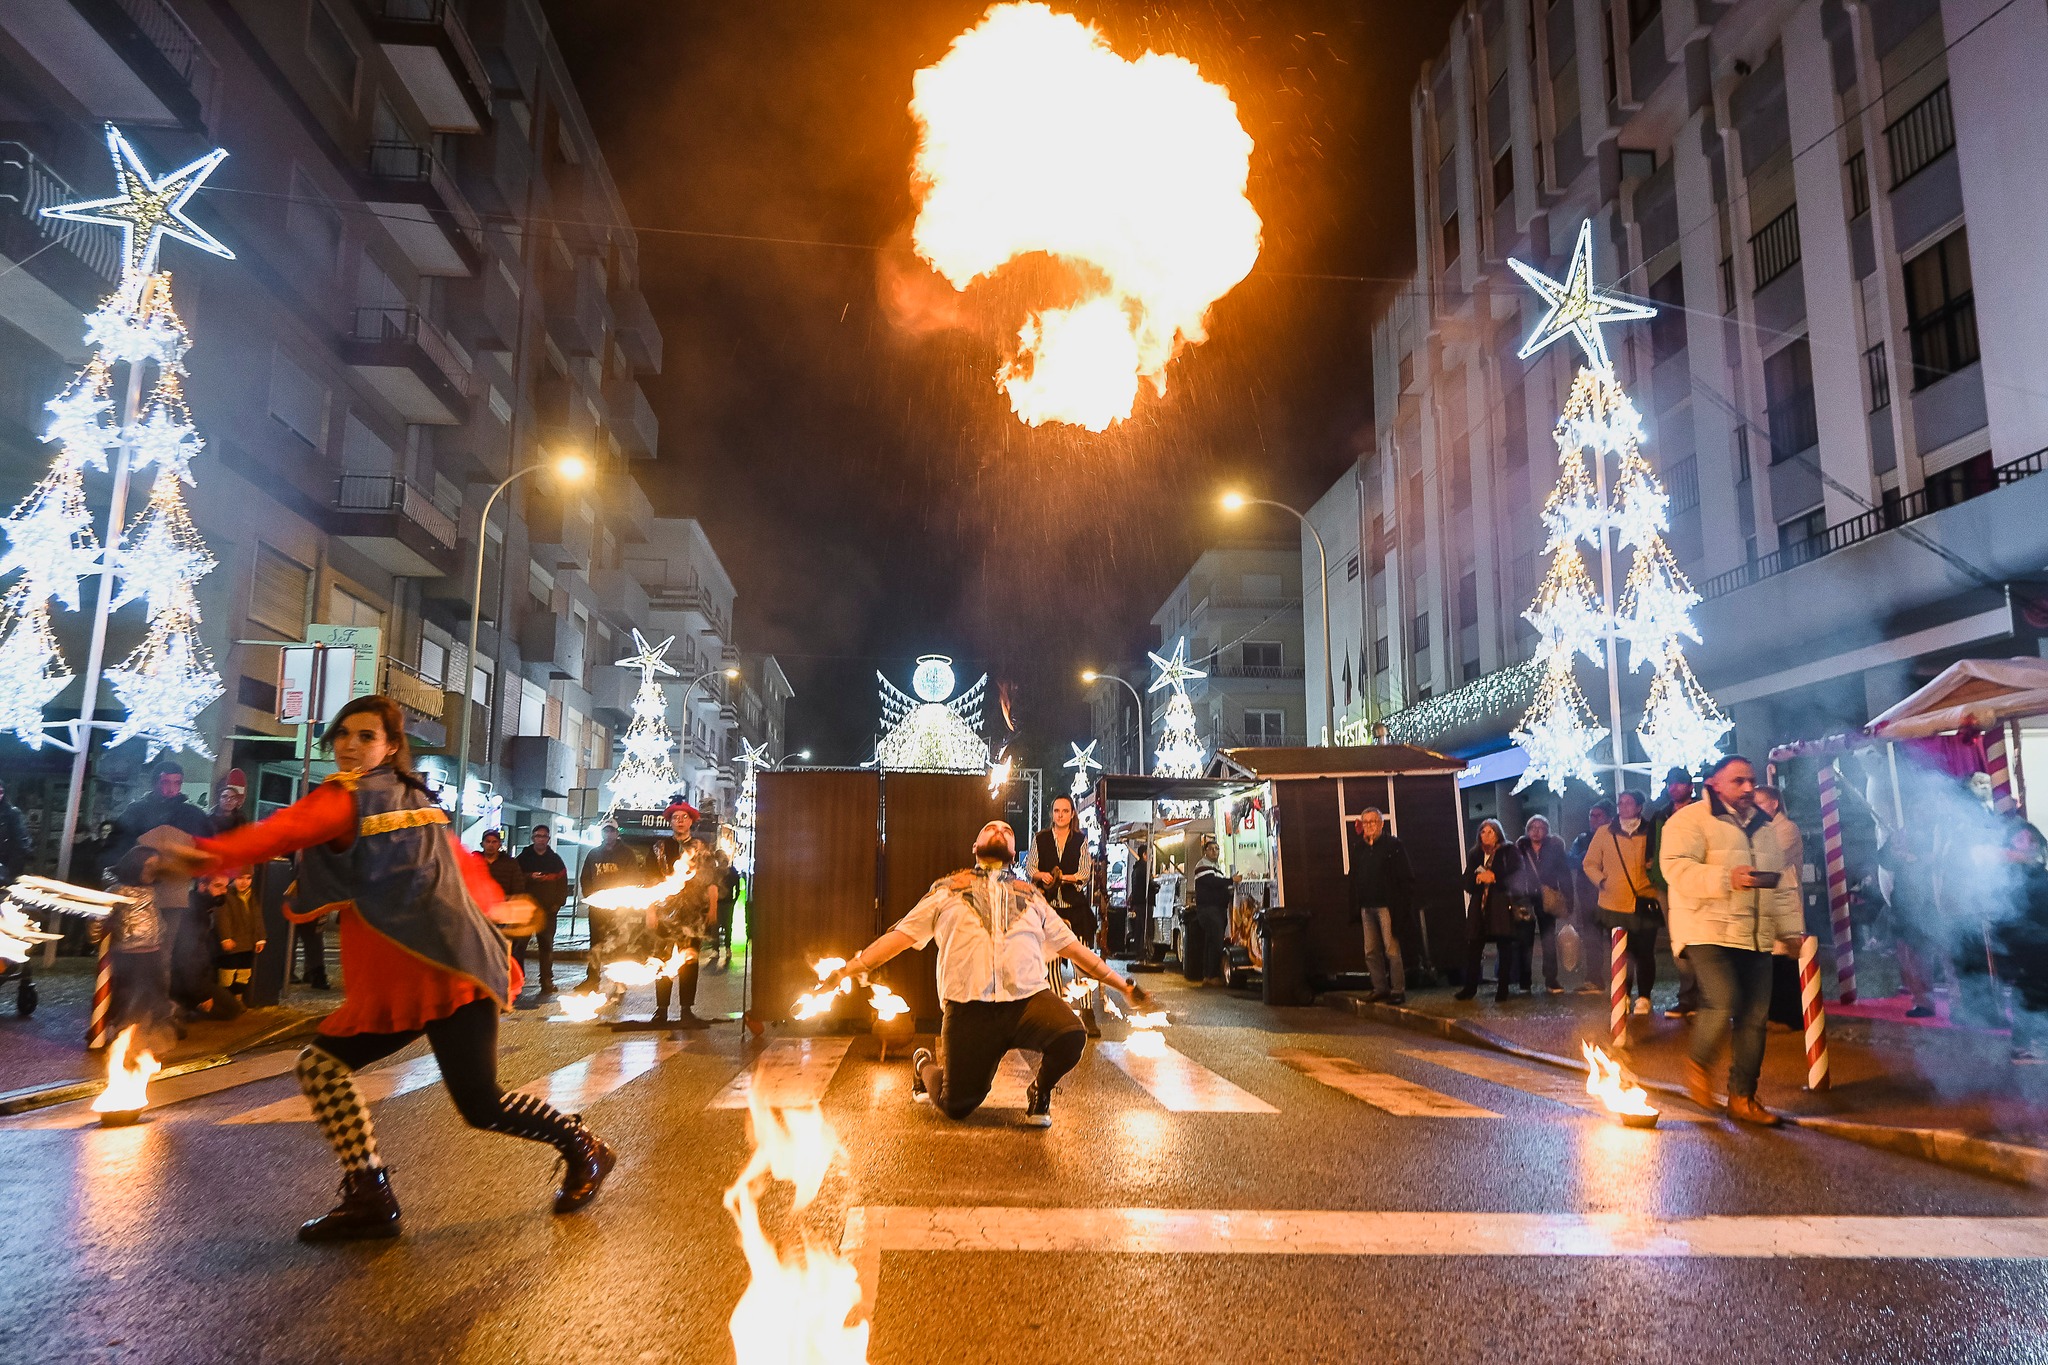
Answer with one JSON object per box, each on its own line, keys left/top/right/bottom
{"left": 213, "top": 870, "right": 265, "bottom": 1002}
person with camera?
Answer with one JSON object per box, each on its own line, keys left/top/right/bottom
{"left": 1582, "top": 789, "right": 1661, "bottom": 1014}
{"left": 1661, "top": 755, "right": 1805, "bottom": 1126}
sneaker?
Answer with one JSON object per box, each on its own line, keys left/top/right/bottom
{"left": 1023, "top": 1083, "right": 1052, "bottom": 1128}
{"left": 1631, "top": 997, "right": 1651, "bottom": 1016}
{"left": 910, "top": 1047, "right": 934, "bottom": 1103}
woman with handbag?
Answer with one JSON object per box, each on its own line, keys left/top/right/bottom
{"left": 1515, "top": 815, "right": 1573, "bottom": 995}
{"left": 1456, "top": 819, "right": 1524, "bottom": 1002}
{"left": 1582, "top": 789, "right": 1661, "bottom": 1014}
{"left": 157, "top": 695, "right": 614, "bottom": 1242}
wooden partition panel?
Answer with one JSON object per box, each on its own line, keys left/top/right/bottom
{"left": 1392, "top": 773, "right": 1467, "bottom": 975}
{"left": 751, "top": 770, "right": 881, "bottom": 1022}
{"left": 878, "top": 772, "right": 1006, "bottom": 1024}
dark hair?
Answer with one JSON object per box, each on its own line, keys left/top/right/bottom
{"left": 1704, "top": 754, "right": 1752, "bottom": 779}
{"left": 1616, "top": 789, "right": 1647, "bottom": 813}
{"left": 1755, "top": 784, "right": 1783, "bottom": 805}
{"left": 1474, "top": 817, "right": 1506, "bottom": 848}
{"left": 533, "top": 824, "right": 550, "bottom": 835}
{"left": 1589, "top": 799, "right": 1616, "bottom": 818}
{"left": 1051, "top": 794, "right": 1074, "bottom": 808}
{"left": 320, "top": 695, "right": 430, "bottom": 793}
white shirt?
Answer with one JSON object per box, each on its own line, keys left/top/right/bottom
{"left": 892, "top": 868, "right": 1078, "bottom": 1003}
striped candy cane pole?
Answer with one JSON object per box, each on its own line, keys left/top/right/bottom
{"left": 1984, "top": 728, "right": 2018, "bottom": 813}
{"left": 87, "top": 932, "right": 112, "bottom": 1051}
{"left": 1609, "top": 927, "right": 1628, "bottom": 1045}
{"left": 1799, "top": 934, "right": 1831, "bottom": 1092}
{"left": 1815, "top": 761, "right": 1857, "bottom": 1004}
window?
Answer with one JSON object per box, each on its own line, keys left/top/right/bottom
{"left": 1865, "top": 342, "right": 1891, "bottom": 412}
{"left": 1846, "top": 151, "right": 1870, "bottom": 219}
{"left": 1719, "top": 256, "right": 1735, "bottom": 314}
{"left": 1242, "top": 641, "right": 1283, "bottom": 673}
{"left": 418, "top": 638, "right": 446, "bottom": 685}
{"left": 1372, "top": 636, "right": 1390, "bottom": 674}
{"left": 250, "top": 544, "right": 309, "bottom": 639}
{"left": 305, "top": 1, "right": 359, "bottom": 105}
{"left": 1626, "top": 0, "right": 1660, "bottom": 38}
{"left": 267, "top": 349, "right": 328, "bottom": 449}
{"left": 1648, "top": 268, "right": 1686, "bottom": 363}
{"left": 341, "top": 413, "right": 395, "bottom": 472}
{"left": 237, "top": 674, "right": 277, "bottom": 713}
{"left": 1750, "top": 204, "right": 1801, "bottom": 290}
{"left": 1492, "top": 149, "right": 1514, "bottom": 206}
{"left": 327, "top": 584, "right": 384, "bottom": 629}
{"left": 1778, "top": 508, "right": 1826, "bottom": 555}
{"left": 287, "top": 167, "right": 342, "bottom": 277}
{"left": 1244, "top": 711, "right": 1286, "bottom": 745}
{"left": 1904, "top": 228, "right": 1978, "bottom": 389}
{"left": 519, "top": 679, "right": 547, "bottom": 737}
{"left": 1456, "top": 571, "right": 1480, "bottom": 629}
{"left": 1441, "top": 212, "right": 1460, "bottom": 267}
{"left": 1346, "top": 553, "right": 1360, "bottom": 581}
{"left": 1762, "top": 339, "right": 1817, "bottom": 463}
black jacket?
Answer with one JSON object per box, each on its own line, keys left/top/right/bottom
{"left": 1463, "top": 842, "right": 1523, "bottom": 939}
{"left": 580, "top": 841, "right": 642, "bottom": 898}
{"left": 1345, "top": 829, "right": 1414, "bottom": 911}
{"left": 110, "top": 790, "right": 215, "bottom": 860}
{"left": 516, "top": 847, "right": 571, "bottom": 912}
{"left": 0, "top": 801, "right": 30, "bottom": 879}
{"left": 1513, "top": 835, "right": 1573, "bottom": 922}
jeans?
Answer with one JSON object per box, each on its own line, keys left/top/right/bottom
{"left": 920, "top": 991, "right": 1087, "bottom": 1120}
{"left": 1360, "top": 905, "right": 1404, "bottom": 997}
{"left": 1597, "top": 910, "right": 1657, "bottom": 999}
{"left": 1687, "top": 944, "right": 1775, "bottom": 1099}
{"left": 511, "top": 903, "right": 561, "bottom": 991}
{"left": 1517, "top": 915, "right": 1561, "bottom": 990}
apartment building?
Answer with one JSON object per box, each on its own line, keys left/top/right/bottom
{"left": 733, "top": 653, "right": 794, "bottom": 765}
{"left": 1148, "top": 544, "right": 1309, "bottom": 754}
{"left": 0, "top": 0, "right": 732, "bottom": 846}
{"left": 625, "top": 517, "right": 738, "bottom": 814}
{"left": 1307, "top": 0, "right": 2048, "bottom": 827}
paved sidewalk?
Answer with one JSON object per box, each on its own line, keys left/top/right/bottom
{"left": 1332, "top": 982, "right": 2048, "bottom": 1183}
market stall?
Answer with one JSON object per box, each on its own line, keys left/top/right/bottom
{"left": 1090, "top": 774, "right": 1266, "bottom": 968}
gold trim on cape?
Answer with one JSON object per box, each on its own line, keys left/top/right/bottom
{"left": 359, "top": 807, "right": 451, "bottom": 837}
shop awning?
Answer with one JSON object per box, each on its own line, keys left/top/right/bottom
{"left": 1094, "top": 774, "right": 1263, "bottom": 804}
{"left": 1868, "top": 657, "right": 2048, "bottom": 739}
{"left": 1219, "top": 744, "right": 1467, "bottom": 780}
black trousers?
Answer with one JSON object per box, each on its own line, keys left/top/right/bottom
{"left": 919, "top": 990, "right": 1087, "bottom": 1120}
{"left": 652, "top": 939, "right": 701, "bottom": 1016}
{"left": 511, "top": 904, "right": 562, "bottom": 990}
{"left": 1184, "top": 906, "right": 1228, "bottom": 981}
{"left": 296, "top": 921, "right": 329, "bottom": 986}
{"left": 1463, "top": 930, "right": 1516, "bottom": 994}
{"left": 312, "top": 998, "right": 508, "bottom": 1128}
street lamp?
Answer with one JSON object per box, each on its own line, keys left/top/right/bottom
{"left": 673, "top": 666, "right": 741, "bottom": 803}
{"left": 774, "top": 749, "right": 813, "bottom": 770}
{"left": 1082, "top": 669, "right": 1147, "bottom": 773}
{"left": 1221, "top": 491, "right": 1334, "bottom": 747}
{"left": 455, "top": 452, "right": 590, "bottom": 806}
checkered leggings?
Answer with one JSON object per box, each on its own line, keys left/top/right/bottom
{"left": 296, "top": 1047, "right": 382, "bottom": 1174}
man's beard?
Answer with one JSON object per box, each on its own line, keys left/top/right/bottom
{"left": 974, "top": 839, "right": 1013, "bottom": 864}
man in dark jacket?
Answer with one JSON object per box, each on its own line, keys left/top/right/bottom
{"left": 514, "top": 824, "right": 571, "bottom": 998}
{"left": 580, "top": 821, "right": 642, "bottom": 986}
{"left": 112, "top": 761, "right": 217, "bottom": 1011}
{"left": 0, "top": 778, "right": 32, "bottom": 883}
{"left": 647, "top": 801, "right": 721, "bottom": 1028}
{"left": 478, "top": 829, "right": 526, "bottom": 898}
{"left": 1648, "top": 767, "right": 1701, "bottom": 1017}
{"left": 1346, "top": 808, "right": 1415, "bottom": 1003}
{"left": 1566, "top": 800, "right": 1614, "bottom": 993}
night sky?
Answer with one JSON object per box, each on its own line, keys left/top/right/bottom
{"left": 540, "top": 0, "right": 1460, "bottom": 770}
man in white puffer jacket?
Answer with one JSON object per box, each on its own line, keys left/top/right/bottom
{"left": 1660, "top": 755, "right": 1806, "bottom": 1126}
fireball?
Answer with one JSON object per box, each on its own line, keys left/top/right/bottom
{"left": 910, "top": 2, "right": 1261, "bottom": 430}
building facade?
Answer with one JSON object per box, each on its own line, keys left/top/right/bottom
{"left": 0, "top": 0, "right": 738, "bottom": 852}
{"left": 1149, "top": 544, "right": 1309, "bottom": 756}
{"left": 1308, "top": 0, "right": 2048, "bottom": 827}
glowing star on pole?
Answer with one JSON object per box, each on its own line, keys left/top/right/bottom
{"left": 909, "top": 2, "right": 1262, "bottom": 431}
{"left": 731, "top": 740, "right": 769, "bottom": 876}
{"left": 606, "top": 630, "right": 683, "bottom": 812}
{"left": 41, "top": 125, "right": 234, "bottom": 277}
{"left": 1507, "top": 221, "right": 1727, "bottom": 795}
{"left": 1148, "top": 638, "right": 1207, "bottom": 779}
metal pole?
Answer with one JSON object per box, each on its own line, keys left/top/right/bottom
{"left": 1244, "top": 499, "right": 1333, "bottom": 747}
{"left": 456, "top": 469, "right": 538, "bottom": 812}
{"left": 56, "top": 356, "right": 145, "bottom": 884}
{"left": 1097, "top": 675, "right": 1146, "bottom": 774}
{"left": 1594, "top": 443, "right": 1628, "bottom": 794}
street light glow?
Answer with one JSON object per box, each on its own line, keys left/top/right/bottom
{"left": 723, "top": 667, "right": 740, "bottom": 679}
{"left": 1080, "top": 669, "right": 1099, "bottom": 682}
{"left": 552, "top": 453, "right": 591, "bottom": 481}
{"left": 1220, "top": 491, "right": 1246, "bottom": 511}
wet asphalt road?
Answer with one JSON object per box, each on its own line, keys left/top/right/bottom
{"left": 3, "top": 970, "right": 2046, "bottom": 1364}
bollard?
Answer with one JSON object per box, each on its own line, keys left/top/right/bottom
{"left": 87, "top": 932, "right": 111, "bottom": 1051}
{"left": 1815, "top": 762, "right": 1858, "bottom": 1004}
{"left": 1799, "top": 934, "right": 1830, "bottom": 1092}
{"left": 1609, "top": 927, "right": 1627, "bottom": 1046}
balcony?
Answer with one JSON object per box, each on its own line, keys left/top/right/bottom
{"left": 0, "top": 142, "right": 123, "bottom": 317}
{"left": 609, "top": 473, "right": 654, "bottom": 545}
{"left": 588, "top": 666, "right": 639, "bottom": 727}
{"left": 504, "top": 734, "right": 575, "bottom": 798}
{"left": 342, "top": 306, "right": 471, "bottom": 425}
{"left": 526, "top": 495, "right": 594, "bottom": 572}
{"left": 518, "top": 610, "right": 584, "bottom": 683}
{"left": 383, "top": 656, "right": 449, "bottom": 749}
{"left": 604, "top": 379, "right": 658, "bottom": 459}
{"left": 446, "top": 253, "right": 521, "bottom": 352}
{"left": 646, "top": 582, "right": 729, "bottom": 641}
{"left": 544, "top": 254, "right": 610, "bottom": 357}
{"left": 365, "top": 0, "right": 492, "bottom": 133}
{"left": 364, "top": 141, "right": 483, "bottom": 276}
{"left": 4, "top": 0, "right": 218, "bottom": 132}
{"left": 591, "top": 564, "right": 650, "bottom": 631}
{"left": 611, "top": 284, "right": 662, "bottom": 373}
{"left": 534, "top": 368, "right": 597, "bottom": 452}
{"left": 1207, "top": 662, "right": 1307, "bottom": 680}
{"left": 432, "top": 385, "right": 510, "bottom": 482}
{"left": 329, "top": 474, "right": 460, "bottom": 577}
{"left": 440, "top": 690, "right": 490, "bottom": 757}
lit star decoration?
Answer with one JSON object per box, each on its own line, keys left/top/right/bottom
{"left": 1508, "top": 221, "right": 1728, "bottom": 794}
{"left": 1507, "top": 219, "right": 1656, "bottom": 371}
{"left": 731, "top": 740, "right": 770, "bottom": 875}
{"left": 41, "top": 124, "right": 234, "bottom": 278}
{"left": 1066, "top": 739, "right": 1103, "bottom": 841}
{"left": 607, "top": 630, "right": 682, "bottom": 812}
{"left": 0, "top": 128, "right": 234, "bottom": 755}
{"left": 1149, "top": 639, "right": 1207, "bottom": 780}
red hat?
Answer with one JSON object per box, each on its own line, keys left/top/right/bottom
{"left": 219, "top": 767, "right": 247, "bottom": 794}
{"left": 664, "top": 800, "right": 701, "bottom": 825}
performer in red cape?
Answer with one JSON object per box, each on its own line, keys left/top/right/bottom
{"left": 159, "top": 695, "right": 615, "bottom": 1241}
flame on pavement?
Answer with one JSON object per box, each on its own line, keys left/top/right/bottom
{"left": 91, "top": 1025, "right": 160, "bottom": 1115}
{"left": 1581, "top": 1043, "right": 1659, "bottom": 1119}
{"left": 555, "top": 989, "right": 609, "bottom": 1022}
{"left": 910, "top": 1, "right": 1261, "bottom": 431}
{"left": 725, "top": 1095, "right": 870, "bottom": 1363}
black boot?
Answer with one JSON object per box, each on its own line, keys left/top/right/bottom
{"left": 299, "top": 1167, "right": 401, "bottom": 1242}
{"left": 484, "top": 1092, "right": 617, "bottom": 1213}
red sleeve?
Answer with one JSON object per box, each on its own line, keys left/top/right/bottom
{"left": 195, "top": 781, "right": 357, "bottom": 871}
{"left": 451, "top": 836, "right": 507, "bottom": 912}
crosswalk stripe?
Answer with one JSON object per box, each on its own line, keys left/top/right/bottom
{"left": 522, "top": 1035, "right": 684, "bottom": 1111}
{"left": 710, "top": 1037, "right": 853, "bottom": 1110}
{"left": 223, "top": 1053, "right": 443, "bottom": 1124}
{"left": 1399, "top": 1048, "right": 1707, "bottom": 1122}
{"left": 1271, "top": 1048, "right": 1499, "bottom": 1117}
{"left": 984, "top": 1052, "right": 1036, "bottom": 1109}
{"left": 6, "top": 1050, "right": 303, "bottom": 1131}
{"left": 1098, "top": 1038, "right": 1278, "bottom": 1113}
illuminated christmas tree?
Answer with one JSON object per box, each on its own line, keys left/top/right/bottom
{"left": 1148, "top": 639, "right": 1207, "bottom": 778}
{"left": 732, "top": 740, "right": 768, "bottom": 875}
{"left": 1509, "top": 221, "right": 1728, "bottom": 794}
{"left": 607, "top": 629, "right": 682, "bottom": 812}
{"left": 0, "top": 125, "right": 234, "bottom": 757}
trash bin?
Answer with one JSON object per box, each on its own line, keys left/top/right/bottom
{"left": 1257, "top": 907, "right": 1314, "bottom": 1006}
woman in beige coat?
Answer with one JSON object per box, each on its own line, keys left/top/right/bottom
{"left": 1581, "top": 790, "right": 1659, "bottom": 1013}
